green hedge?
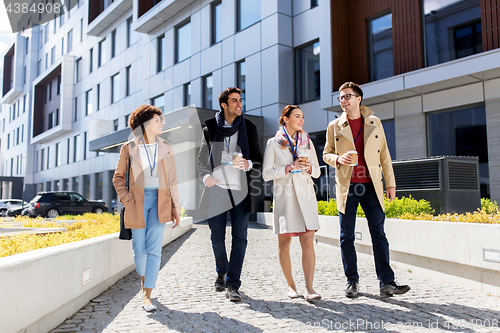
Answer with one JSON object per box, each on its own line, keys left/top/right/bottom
{"left": 318, "top": 196, "right": 435, "bottom": 218}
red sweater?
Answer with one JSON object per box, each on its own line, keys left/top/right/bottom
{"left": 348, "top": 117, "right": 371, "bottom": 183}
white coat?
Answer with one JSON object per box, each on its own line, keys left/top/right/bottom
{"left": 262, "top": 137, "right": 321, "bottom": 234}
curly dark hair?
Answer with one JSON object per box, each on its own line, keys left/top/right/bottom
{"left": 128, "top": 105, "right": 163, "bottom": 131}
{"left": 218, "top": 87, "right": 242, "bottom": 111}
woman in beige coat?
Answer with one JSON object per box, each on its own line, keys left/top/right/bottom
{"left": 262, "top": 105, "right": 321, "bottom": 301}
{"left": 113, "top": 105, "right": 181, "bottom": 312}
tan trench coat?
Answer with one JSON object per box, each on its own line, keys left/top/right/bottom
{"left": 322, "top": 106, "right": 396, "bottom": 214}
{"left": 112, "top": 136, "right": 181, "bottom": 229}
{"left": 262, "top": 138, "right": 321, "bottom": 234}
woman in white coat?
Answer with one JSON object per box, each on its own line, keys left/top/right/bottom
{"left": 262, "top": 105, "right": 321, "bottom": 301}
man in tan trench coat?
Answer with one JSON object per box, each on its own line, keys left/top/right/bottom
{"left": 323, "top": 82, "right": 410, "bottom": 298}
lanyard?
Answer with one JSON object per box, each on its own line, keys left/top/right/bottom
{"left": 224, "top": 136, "right": 231, "bottom": 153}
{"left": 141, "top": 138, "right": 157, "bottom": 176}
{"left": 353, "top": 117, "right": 363, "bottom": 144}
{"left": 283, "top": 126, "right": 298, "bottom": 160}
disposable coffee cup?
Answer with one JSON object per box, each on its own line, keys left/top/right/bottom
{"left": 232, "top": 153, "right": 243, "bottom": 167}
{"left": 298, "top": 154, "right": 309, "bottom": 170}
{"left": 347, "top": 150, "right": 358, "bottom": 166}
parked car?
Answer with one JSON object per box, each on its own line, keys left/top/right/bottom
{"left": 28, "top": 192, "right": 108, "bottom": 218}
{"left": 6, "top": 206, "right": 29, "bottom": 217}
{"left": 0, "top": 199, "right": 29, "bottom": 216}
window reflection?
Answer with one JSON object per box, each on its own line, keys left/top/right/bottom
{"left": 369, "top": 13, "right": 393, "bottom": 81}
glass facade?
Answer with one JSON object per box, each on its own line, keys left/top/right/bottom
{"left": 427, "top": 104, "right": 489, "bottom": 197}
{"left": 295, "top": 41, "right": 320, "bottom": 103}
{"left": 423, "top": 0, "right": 481, "bottom": 67}
{"left": 369, "top": 13, "right": 393, "bottom": 81}
{"left": 176, "top": 21, "right": 191, "bottom": 63}
{"left": 151, "top": 94, "right": 165, "bottom": 112}
{"left": 238, "top": 0, "right": 260, "bottom": 31}
{"left": 212, "top": 1, "right": 223, "bottom": 44}
{"left": 237, "top": 61, "right": 246, "bottom": 111}
{"left": 203, "top": 74, "right": 213, "bottom": 109}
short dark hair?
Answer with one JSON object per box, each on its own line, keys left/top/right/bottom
{"left": 219, "top": 87, "right": 242, "bottom": 111}
{"left": 128, "top": 104, "right": 163, "bottom": 131}
{"left": 339, "top": 82, "right": 363, "bottom": 104}
{"left": 279, "top": 105, "right": 300, "bottom": 126}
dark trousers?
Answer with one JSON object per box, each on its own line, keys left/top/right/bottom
{"left": 208, "top": 188, "right": 249, "bottom": 289}
{"left": 339, "top": 183, "right": 395, "bottom": 286}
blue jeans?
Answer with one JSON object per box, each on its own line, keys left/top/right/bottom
{"left": 339, "top": 183, "right": 394, "bottom": 286}
{"left": 208, "top": 189, "right": 249, "bottom": 289}
{"left": 131, "top": 189, "right": 166, "bottom": 289}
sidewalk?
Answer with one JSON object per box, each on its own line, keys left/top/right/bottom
{"left": 51, "top": 223, "right": 500, "bottom": 332}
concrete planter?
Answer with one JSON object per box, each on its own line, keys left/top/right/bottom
{"left": 0, "top": 217, "right": 193, "bottom": 333}
{"left": 257, "top": 212, "right": 500, "bottom": 296}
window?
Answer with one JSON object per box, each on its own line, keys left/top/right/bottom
{"left": 38, "top": 60, "right": 41, "bottom": 76}
{"left": 85, "top": 89, "right": 92, "bottom": 115}
{"left": 25, "top": 37, "right": 29, "bottom": 54}
{"left": 45, "top": 53, "right": 48, "bottom": 69}
{"left": 427, "top": 104, "right": 488, "bottom": 197}
{"left": 61, "top": 37, "right": 64, "bottom": 55}
{"left": 311, "top": 0, "right": 318, "bottom": 8}
{"left": 21, "top": 125, "right": 24, "bottom": 143}
{"left": 49, "top": 81, "right": 52, "bottom": 101}
{"left": 46, "top": 147, "right": 50, "bottom": 169}
{"left": 151, "top": 94, "right": 164, "bottom": 112}
{"left": 183, "top": 83, "right": 191, "bottom": 107}
{"left": 55, "top": 109, "right": 59, "bottom": 126}
{"left": 46, "top": 181, "right": 51, "bottom": 191}
{"left": 83, "top": 132, "right": 87, "bottom": 160}
{"left": 111, "top": 29, "right": 116, "bottom": 58}
{"left": 176, "top": 20, "right": 191, "bottom": 63}
{"left": 126, "top": 17, "right": 135, "bottom": 47}
{"left": 23, "top": 66, "right": 26, "bottom": 85}
{"left": 45, "top": 23, "right": 49, "bottom": 42}
{"left": 76, "top": 57, "right": 82, "bottom": 82}
{"left": 7, "top": 133, "right": 10, "bottom": 149}
{"left": 51, "top": 47, "right": 55, "bottom": 65}
{"left": 89, "top": 48, "right": 93, "bottom": 73}
{"left": 57, "top": 74, "right": 61, "bottom": 95}
{"left": 126, "top": 65, "right": 131, "bottom": 96}
{"left": 157, "top": 34, "right": 165, "bottom": 72}
{"left": 237, "top": 0, "right": 260, "bottom": 31}
{"left": 382, "top": 120, "right": 396, "bottom": 160}
{"left": 73, "top": 134, "right": 81, "bottom": 162}
{"left": 80, "top": 18, "right": 83, "bottom": 42}
{"left": 48, "top": 112, "right": 54, "bottom": 129}
{"left": 368, "top": 12, "right": 393, "bottom": 81}
{"left": 67, "top": 29, "right": 73, "bottom": 52}
{"left": 63, "top": 178, "right": 69, "bottom": 191}
{"left": 237, "top": 61, "right": 246, "bottom": 111}
{"left": 41, "top": 148, "right": 45, "bottom": 170}
{"left": 203, "top": 74, "right": 213, "bottom": 109}
{"left": 95, "top": 172, "right": 103, "bottom": 200}
{"left": 114, "top": 119, "right": 119, "bottom": 131}
{"left": 423, "top": 0, "right": 481, "bottom": 67}
{"left": 83, "top": 175, "right": 90, "bottom": 199}
{"left": 96, "top": 84, "right": 100, "bottom": 111}
{"left": 212, "top": 1, "right": 222, "bottom": 44}
{"left": 54, "top": 180, "right": 60, "bottom": 191}
{"left": 67, "top": 138, "right": 70, "bottom": 164}
{"left": 72, "top": 177, "right": 79, "bottom": 192}
{"left": 55, "top": 142, "right": 60, "bottom": 167}
{"left": 111, "top": 73, "right": 120, "bottom": 103}
{"left": 98, "top": 38, "right": 106, "bottom": 67}
{"left": 125, "top": 114, "right": 130, "bottom": 127}
{"left": 74, "top": 97, "right": 78, "bottom": 121}
{"left": 16, "top": 127, "right": 20, "bottom": 145}
{"left": 295, "top": 41, "right": 320, "bottom": 103}
{"left": 60, "top": 7, "right": 64, "bottom": 27}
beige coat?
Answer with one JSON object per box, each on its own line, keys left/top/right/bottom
{"left": 262, "top": 138, "right": 321, "bottom": 234}
{"left": 323, "top": 106, "right": 396, "bottom": 214}
{"left": 112, "top": 136, "right": 181, "bottom": 229}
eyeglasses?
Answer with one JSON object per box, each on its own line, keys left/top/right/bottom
{"left": 337, "top": 94, "right": 360, "bottom": 102}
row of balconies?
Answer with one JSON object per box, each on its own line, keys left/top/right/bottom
{"left": 87, "top": 0, "right": 196, "bottom": 36}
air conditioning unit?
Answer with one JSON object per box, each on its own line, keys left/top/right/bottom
{"left": 392, "top": 156, "right": 480, "bottom": 215}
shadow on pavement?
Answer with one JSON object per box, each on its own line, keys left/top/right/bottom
{"left": 241, "top": 293, "right": 500, "bottom": 333}
{"left": 50, "top": 228, "right": 197, "bottom": 333}
{"left": 148, "top": 302, "right": 263, "bottom": 333}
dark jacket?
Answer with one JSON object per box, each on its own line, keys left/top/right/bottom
{"left": 196, "top": 117, "right": 263, "bottom": 216}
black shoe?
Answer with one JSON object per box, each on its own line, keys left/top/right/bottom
{"left": 225, "top": 285, "right": 241, "bottom": 301}
{"left": 380, "top": 281, "right": 410, "bottom": 298}
{"left": 345, "top": 281, "right": 359, "bottom": 298}
{"left": 214, "top": 274, "right": 225, "bottom": 292}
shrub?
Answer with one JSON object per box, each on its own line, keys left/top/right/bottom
{"left": 481, "top": 198, "right": 499, "bottom": 214}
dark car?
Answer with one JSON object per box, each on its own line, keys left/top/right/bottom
{"left": 28, "top": 192, "right": 108, "bottom": 218}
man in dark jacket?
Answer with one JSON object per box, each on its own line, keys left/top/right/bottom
{"left": 196, "top": 87, "right": 263, "bottom": 301}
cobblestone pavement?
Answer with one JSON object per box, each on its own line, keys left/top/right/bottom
{"left": 51, "top": 223, "right": 500, "bottom": 332}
